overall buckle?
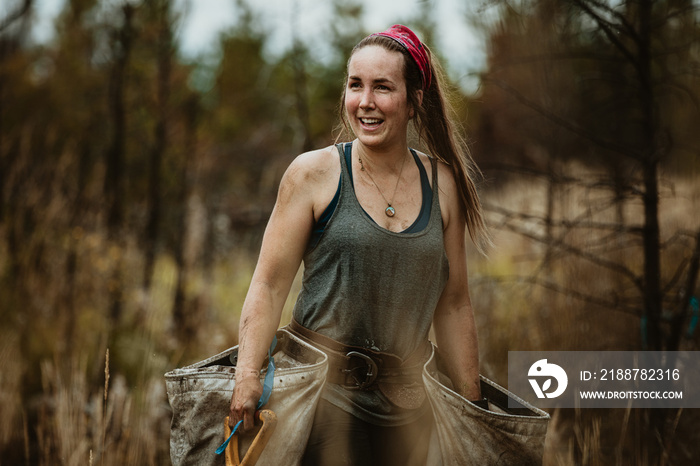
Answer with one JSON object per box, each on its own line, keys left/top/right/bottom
{"left": 342, "top": 351, "right": 379, "bottom": 389}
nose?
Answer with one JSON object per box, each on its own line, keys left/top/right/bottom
{"left": 359, "top": 88, "right": 375, "bottom": 110}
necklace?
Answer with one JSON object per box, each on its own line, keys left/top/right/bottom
{"left": 358, "top": 150, "right": 408, "bottom": 217}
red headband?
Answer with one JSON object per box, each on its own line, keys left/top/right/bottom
{"left": 371, "top": 24, "right": 432, "bottom": 91}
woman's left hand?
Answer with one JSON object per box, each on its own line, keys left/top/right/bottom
{"left": 433, "top": 161, "right": 482, "bottom": 401}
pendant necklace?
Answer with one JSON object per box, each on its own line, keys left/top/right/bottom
{"left": 358, "top": 150, "right": 408, "bottom": 218}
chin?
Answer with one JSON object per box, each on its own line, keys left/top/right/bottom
{"left": 353, "top": 127, "right": 385, "bottom": 142}
{"left": 357, "top": 137, "right": 385, "bottom": 150}
{"left": 357, "top": 134, "right": 399, "bottom": 150}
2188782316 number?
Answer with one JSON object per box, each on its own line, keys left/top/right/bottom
{"left": 600, "top": 368, "right": 680, "bottom": 381}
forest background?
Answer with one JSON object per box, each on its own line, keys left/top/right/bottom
{"left": 1, "top": 0, "right": 700, "bottom": 464}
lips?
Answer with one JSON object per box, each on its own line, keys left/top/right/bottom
{"left": 359, "top": 117, "right": 384, "bottom": 128}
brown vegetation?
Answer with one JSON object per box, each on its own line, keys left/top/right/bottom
{"left": 1, "top": 0, "right": 699, "bottom": 465}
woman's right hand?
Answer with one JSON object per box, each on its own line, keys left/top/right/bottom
{"left": 229, "top": 369, "right": 263, "bottom": 432}
{"left": 228, "top": 148, "right": 335, "bottom": 433}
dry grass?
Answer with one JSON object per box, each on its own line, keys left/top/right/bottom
{"left": 470, "top": 165, "right": 700, "bottom": 465}
{"left": 1, "top": 166, "right": 699, "bottom": 465}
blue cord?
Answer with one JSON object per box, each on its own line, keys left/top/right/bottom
{"left": 216, "top": 336, "right": 277, "bottom": 455}
{"left": 216, "top": 420, "right": 244, "bottom": 455}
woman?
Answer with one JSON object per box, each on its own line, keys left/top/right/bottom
{"left": 229, "top": 25, "right": 489, "bottom": 465}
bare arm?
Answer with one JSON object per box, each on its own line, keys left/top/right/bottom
{"left": 433, "top": 163, "right": 482, "bottom": 401}
{"left": 230, "top": 150, "right": 333, "bottom": 430}
{"left": 235, "top": 161, "right": 313, "bottom": 375}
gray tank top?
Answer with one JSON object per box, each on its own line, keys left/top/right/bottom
{"left": 292, "top": 142, "right": 449, "bottom": 425}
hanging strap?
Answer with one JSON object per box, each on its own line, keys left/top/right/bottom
{"left": 216, "top": 336, "right": 277, "bottom": 455}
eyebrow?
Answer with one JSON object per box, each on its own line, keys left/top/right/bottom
{"left": 348, "top": 75, "right": 394, "bottom": 85}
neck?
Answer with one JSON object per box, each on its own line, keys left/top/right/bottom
{"left": 354, "top": 139, "right": 410, "bottom": 172}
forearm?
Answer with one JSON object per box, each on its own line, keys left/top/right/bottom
{"left": 433, "top": 304, "right": 481, "bottom": 400}
{"left": 230, "top": 150, "right": 319, "bottom": 430}
{"left": 230, "top": 279, "right": 282, "bottom": 431}
{"left": 236, "top": 279, "right": 287, "bottom": 373}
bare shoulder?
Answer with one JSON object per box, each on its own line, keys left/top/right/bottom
{"left": 435, "top": 158, "right": 460, "bottom": 229}
{"left": 280, "top": 146, "right": 336, "bottom": 185}
{"left": 411, "top": 150, "right": 456, "bottom": 189}
{"left": 278, "top": 145, "right": 340, "bottom": 217}
{"left": 436, "top": 159, "right": 458, "bottom": 193}
{"left": 291, "top": 145, "right": 339, "bottom": 178}
{"left": 411, "top": 149, "right": 460, "bottom": 228}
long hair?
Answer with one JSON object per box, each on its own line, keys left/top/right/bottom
{"left": 336, "top": 34, "right": 490, "bottom": 253}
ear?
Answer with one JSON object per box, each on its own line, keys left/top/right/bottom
{"left": 409, "top": 89, "right": 424, "bottom": 119}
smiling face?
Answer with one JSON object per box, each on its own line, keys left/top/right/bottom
{"left": 344, "top": 45, "right": 414, "bottom": 151}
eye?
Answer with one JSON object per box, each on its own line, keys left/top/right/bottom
{"left": 348, "top": 81, "right": 361, "bottom": 89}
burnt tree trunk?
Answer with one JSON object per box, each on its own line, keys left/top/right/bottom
{"left": 636, "top": 0, "right": 663, "bottom": 351}
{"left": 143, "top": 3, "right": 171, "bottom": 291}
{"left": 172, "top": 95, "right": 198, "bottom": 343}
{"left": 105, "top": 4, "right": 134, "bottom": 324}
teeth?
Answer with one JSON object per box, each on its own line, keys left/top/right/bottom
{"left": 361, "top": 118, "right": 382, "bottom": 125}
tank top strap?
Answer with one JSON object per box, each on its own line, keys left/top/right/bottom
{"left": 339, "top": 142, "right": 354, "bottom": 186}
{"left": 429, "top": 155, "right": 439, "bottom": 194}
